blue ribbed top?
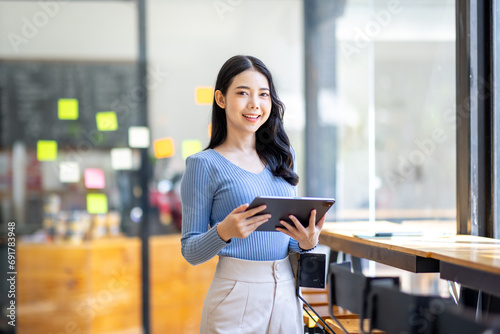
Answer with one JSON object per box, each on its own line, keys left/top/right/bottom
{"left": 180, "top": 148, "right": 305, "bottom": 265}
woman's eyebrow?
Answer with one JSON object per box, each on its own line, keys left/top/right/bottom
{"left": 235, "top": 85, "right": 270, "bottom": 91}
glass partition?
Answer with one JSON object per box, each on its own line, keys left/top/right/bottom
{"left": 333, "top": 0, "right": 456, "bottom": 227}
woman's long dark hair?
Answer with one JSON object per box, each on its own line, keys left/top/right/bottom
{"left": 206, "top": 55, "right": 299, "bottom": 186}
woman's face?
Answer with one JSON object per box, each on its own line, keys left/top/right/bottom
{"left": 215, "top": 69, "right": 272, "bottom": 137}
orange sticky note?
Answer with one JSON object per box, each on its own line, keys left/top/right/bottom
{"left": 154, "top": 137, "right": 175, "bottom": 159}
{"left": 195, "top": 87, "right": 214, "bottom": 105}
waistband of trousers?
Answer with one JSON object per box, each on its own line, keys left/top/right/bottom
{"left": 215, "top": 256, "right": 294, "bottom": 283}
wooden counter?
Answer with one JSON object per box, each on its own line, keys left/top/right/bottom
{"left": 150, "top": 234, "right": 217, "bottom": 333}
{"left": 18, "top": 234, "right": 217, "bottom": 334}
{"left": 320, "top": 221, "right": 500, "bottom": 296}
{"left": 18, "top": 238, "right": 142, "bottom": 334}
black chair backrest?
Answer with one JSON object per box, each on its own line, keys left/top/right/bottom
{"left": 368, "top": 285, "right": 452, "bottom": 334}
{"left": 328, "top": 262, "right": 400, "bottom": 324}
{"left": 433, "top": 303, "right": 500, "bottom": 334}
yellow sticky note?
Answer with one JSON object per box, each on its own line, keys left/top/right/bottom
{"left": 96, "top": 112, "right": 118, "bottom": 131}
{"left": 195, "top": 87, "right": 214, "bottom": 105}
{"left": 86, "top": 193, "right": 108, "bottom": 214}
{"left": 153, "top": 137, "right": 175, "bottom": 159}
{"left": 182, "top": 140, "right": 202, "bottom": 159}
{"left": 58, "top": 98, "right": 79, "bottom": 120}
{"left": 37, "top": 140, "right": 58, "bottom": 161}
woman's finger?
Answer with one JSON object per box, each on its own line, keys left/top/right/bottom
{"left": 231, "top": 203, "right": 249, "bottom": 214}
{"left": 242, "top": 204, "right": 268, "bottom": 218}
{"left": 316, "top": 212, "right": 326, "bottom": 230}
{"left": 289, "top": 215, "right": 306, "bottom": 232}
{"left": 308, "top": 209, "right": 317, "bottom": 232}
{"left": 246, "top": 214, "right": 271, "bottom": 226}
{"left": 276, "top": 224, "right": 293, "bottom": 238}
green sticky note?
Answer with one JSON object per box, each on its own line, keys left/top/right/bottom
{"left": 37, "top": 140, "right": 58, "bottom": 161}
{"left": 86, "top": 193, "right": 108, "bottom": 214}
{"left": 96, "top": 112, "right": 118, "bottom": 131}
{"left": 58, "top": 98, "right": 79, "bottom": 120}
{"left": 182, "top": 140, "right": 203, "bottom": 159}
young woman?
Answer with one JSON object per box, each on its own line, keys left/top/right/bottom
{"left": 181, "top": 55, "right": 326, "bottom": 334}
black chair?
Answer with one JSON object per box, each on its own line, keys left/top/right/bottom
{"left": 432, "top": 303, "right": 500, "bottom": 334}
{"left": 328, "top": 262, "right": 400, "bottom": 332}
{"left": 367, "top": 285, "right": 453, "bottom": 334}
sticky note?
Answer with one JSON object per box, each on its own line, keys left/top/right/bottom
{"left": 182, "top": 140, "right": 203, "bottom": 159}
{"left": 84, "top": 168, "right": 105, "bottom": 189}
{"left": 111, "top": 148, "right": 133, "bottom": 170}
{"left": 58, "top": 98, "right": 79, "bottom": 120}
{"left": 154, "top": 137, "right": 175, "bottom": 159}
{"left": 96, "top": 112, "right": 118, "bottom": 131}
{"left": 87, "top": 194, "right": 108, "bottom": 214}
{"left": 59, "top": 162, "right": 80, "bottom": 183}
{"left": 37, "top": 140, "right": 58, "bottom": 161}
{"left": 128, "top": 126, "right": 150, "bottom": 148}
{"left": 195, "top": 87, "right": 214, "bottom": 105}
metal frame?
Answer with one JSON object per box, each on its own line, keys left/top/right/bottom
{"left": 493, "top": 0, "right": 500, "bottom": 239}
{"left": 456, "top": 0, "right": 494, "bottom": 237}
{"left": 304, "top": 0, "right": 343, "bottom": 205}
{"left": 137, "top": 1, "right": 151, "bottom": 332}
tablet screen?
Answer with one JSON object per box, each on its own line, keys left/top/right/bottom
{"left": 247, "top": 196, "right": 335, "bottom": 232}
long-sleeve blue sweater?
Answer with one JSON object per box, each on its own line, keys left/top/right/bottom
{"left": 180, "top": 148, "right": 305, "bottom": 265}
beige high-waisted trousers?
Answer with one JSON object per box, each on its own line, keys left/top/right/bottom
{"left": 200, "top": 255, "right": 303, "bottom": 334}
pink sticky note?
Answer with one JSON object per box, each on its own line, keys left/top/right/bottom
{"left": 84, "top": 168, "right": 105, "bottom": 189}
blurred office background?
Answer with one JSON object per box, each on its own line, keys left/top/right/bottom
{"left": 0, "top": 0, "right": 461, "bottom": 333}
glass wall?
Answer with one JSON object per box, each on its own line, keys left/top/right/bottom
{"left": 332, "top": 0, "right": 456, "bottom": 225}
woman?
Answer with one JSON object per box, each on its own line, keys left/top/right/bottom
{"left": 181, "top": 55, "right": 325, "bottom": 334}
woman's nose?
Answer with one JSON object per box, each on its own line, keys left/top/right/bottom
{"left": 248, "top": 95, "right": 260, "bottom": 109}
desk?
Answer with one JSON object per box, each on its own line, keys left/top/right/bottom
{"left": 319, "top": 221, "right": 500, "bottom": 297}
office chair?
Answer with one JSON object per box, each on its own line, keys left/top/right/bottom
{"left": 432, "top": 303, "right": 500, "bottom": 334}
{"left": 367, "top": 285, "right": 452, "bottom": 334}
{"left": 328, "top": 262, "right": 400, "bottom": 333}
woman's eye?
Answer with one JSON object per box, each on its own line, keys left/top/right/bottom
{"left": 237, "top": 91, "right": 248, "bottom": 95}
{"left": 260, "top": 93, "right": 269, "bottom": 97}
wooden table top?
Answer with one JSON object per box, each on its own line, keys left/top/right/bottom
{"left": 321, "top": 221, "right": 500, "bottom": 275}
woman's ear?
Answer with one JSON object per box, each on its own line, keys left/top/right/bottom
{"left": 214, "top": 90, "right": 225, "bottom": 109}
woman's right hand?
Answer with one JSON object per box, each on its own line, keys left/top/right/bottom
{"left": 216, "top": 204, "right": 270, "bottom": 242}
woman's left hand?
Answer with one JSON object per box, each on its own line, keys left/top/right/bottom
{"left": 276, "top": 209, "right": 326, "bottom": 250}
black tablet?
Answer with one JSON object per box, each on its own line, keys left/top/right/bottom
{"left": 247, "top": 196, "right": 336, "bottom": 232}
